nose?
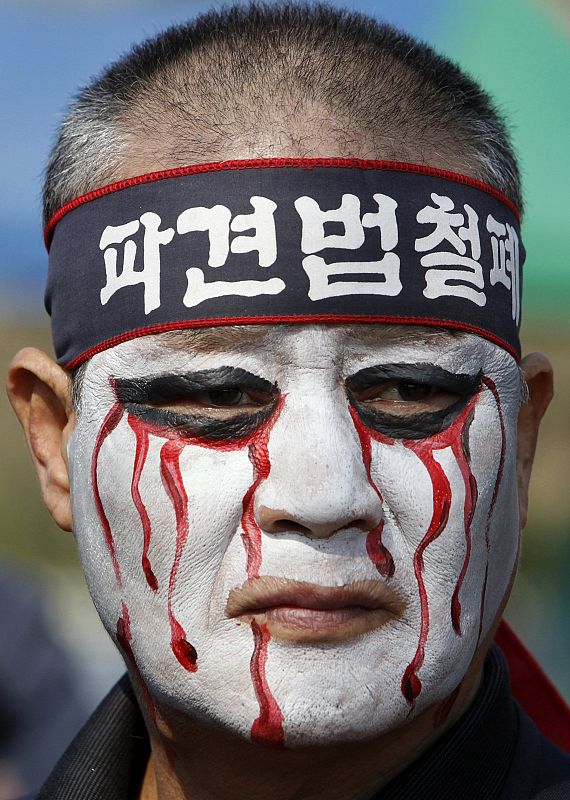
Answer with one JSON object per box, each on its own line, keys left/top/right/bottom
{"left": 254, "top": 390, "right": 383, "bottom": 540}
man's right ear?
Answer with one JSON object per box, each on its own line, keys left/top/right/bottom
{"left": 6, "top": 347, "right": 75, "bottom": 532}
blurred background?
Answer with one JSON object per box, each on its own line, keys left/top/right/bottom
{"left": 1, "top": 0, "right": 569, "bottom": 794}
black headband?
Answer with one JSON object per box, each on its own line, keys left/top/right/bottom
{"left": 45, "top": 158, "right": 523, "bottom": 367}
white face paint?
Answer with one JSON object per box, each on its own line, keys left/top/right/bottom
{"left": 69, "top": 325, "right": 522, "bottom": 746}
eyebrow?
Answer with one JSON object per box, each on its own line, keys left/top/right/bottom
{"left": 159, "top": 325, "right": 274, "bottom": 353}
{"left": 343, "top": 324, "right": 466, "bottom": 346}
{"left": 114, "top": 366, "right": 277, "bottom": 404}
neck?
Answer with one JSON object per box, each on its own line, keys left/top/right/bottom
{"left": 138, "top": 663, "right": 483, "bottom": 800}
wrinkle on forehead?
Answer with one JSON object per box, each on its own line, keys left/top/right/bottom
{"left": 158, "top": 323, "right": 467, "bottom": 354}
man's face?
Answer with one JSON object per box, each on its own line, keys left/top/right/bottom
{"left": 69, "top": 324, "right": 521, "bottom": 745}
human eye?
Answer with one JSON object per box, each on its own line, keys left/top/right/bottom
{"left": 114, "top": 366, "right": 278, "bottom": 441}
{"left": 152, "top": 385, "right": 274, "bottom": 415}
{"left": 188, "top": 388, "right": 252, "bottom": 407}
{"left": 345, "top": 364, "right": 481, "bottom": 439}
{"left": 356, "top": 380, "right": 460, "bottom": 415}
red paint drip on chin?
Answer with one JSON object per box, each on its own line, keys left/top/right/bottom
{"left": 477, "top": 377, "right": 506, "bottom": 643}
{"left": 250, "top": 620, "right": 285, "bottom": 747}
{"left": 92, "top": 401, "right": 124, "bottom": 586}
{"left": 116, "top": 601, "right": 158, "bottom": 724}
{"left": 349, "top": 407, "right": 395, "bottom": 578}
{"left": 160, "top": 440, "right": 198, "bottom": 673}
{"left": 128, "top": 415, "right": 158, "bottom": 591}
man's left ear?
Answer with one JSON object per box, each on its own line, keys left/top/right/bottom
{"left": 6, "top": 347, "right": 75, "bottom": 532}
{"left": 517, "top": 352, "right": 554, "bottom": 529}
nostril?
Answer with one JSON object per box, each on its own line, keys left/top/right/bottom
{"left": 258, "top": 511, "right": 378, "bottom": 537}
{"left": 256, "top": 503, "right": 384, "bottom": 540}
{"left": 266, "top": 518, "right": 313, "bottom": 535}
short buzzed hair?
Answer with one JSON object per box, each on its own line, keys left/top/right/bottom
{"left": 43, "top": 2, "right": 522, "bottom": 227}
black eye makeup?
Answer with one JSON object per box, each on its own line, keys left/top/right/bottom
{"left": 114, "top": 366, "right": 279, "bottom": 441}
{"left": 346, "top": 363, "right": 482, "bottom": 440}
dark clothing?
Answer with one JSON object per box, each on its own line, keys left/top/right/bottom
{"left": 0, "top": 565, "right": 88, "bottom": 793}
{"left": 31, "top": 646, "right": 570, "bottom": 800}
{"left": 33, "top": 674, "right": 148, "bottom": 800}
{"left": 378, "top": 646, "right": 570, "bottom": 800}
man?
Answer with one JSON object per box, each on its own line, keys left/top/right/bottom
{"left": 7, "top": 4, "right": 570, "bottom": 798}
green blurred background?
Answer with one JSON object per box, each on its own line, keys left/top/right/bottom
{"left": 1, "top": 0, "right": 569, "bottom": 707}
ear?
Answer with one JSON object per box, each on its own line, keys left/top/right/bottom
{"left": 6, "top": 347, "right": 75, "bottom": 532}
{"left": 517, "top": 352, "right": 553, "bottom": 529}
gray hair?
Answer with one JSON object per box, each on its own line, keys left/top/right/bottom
{"left": 43, "top": 2, "right": 523, "bottom": 226}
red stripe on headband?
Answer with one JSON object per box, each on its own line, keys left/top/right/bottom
{"left": 44, "top": 157, "right": 521, "bottom": 249}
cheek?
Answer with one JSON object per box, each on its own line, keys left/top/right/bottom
{"left": 363, "top": 384, "right": 518, "bottom": 711}
{"left": 370, "top": 387, "right": 518, "bottom": 609}
{"left": 69, "top": 412, "right": 256, "bottom": 640}
{"left": 74, "top": 404, "right": 294, "bottom": 744}
{"left": 468, "top": 385, "right": 520, "bottom": 633}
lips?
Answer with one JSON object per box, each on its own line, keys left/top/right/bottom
{"left": 226, "top": 577, "right": 403, "bottom": 642}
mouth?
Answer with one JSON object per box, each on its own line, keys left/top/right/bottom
{"left": 226, "top": 577, "right": 403, "bottom": 642}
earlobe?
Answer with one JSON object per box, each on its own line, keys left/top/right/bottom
{"left": 6, "top": 347, "right": 75, "bottom": 532}
{"left": 517, "top": 352, "right": 554, "bottom": 529}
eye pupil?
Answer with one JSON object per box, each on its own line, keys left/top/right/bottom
{"left": 398, "top": 383, "right": 432, "bottom": 401}
{"left": 208, "top": 389, "right": 243, "bottom": 406}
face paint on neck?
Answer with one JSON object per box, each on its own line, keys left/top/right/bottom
{"left": 69, "top": 325, "right": 521, "bottom": 747}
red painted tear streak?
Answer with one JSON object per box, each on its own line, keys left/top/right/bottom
{"left": 400, "top": 444, "right": 451, "bottom": 705}
{"left": 433, "top": 682, "right": 462, "bottom": 728}
{"left": 92, "top": 401, "right": 125, "bottom": 586}
{"left": 116, "top": 601, "right": 158, "bottom": 724}
{"left": 160, "top": 440, "right": 198, "bottom": 673}
{"left": 350, "top": 394, "right": 480, "bottom": 708}
{"left": 348, "top": 406, "right": 395, "bottom": 578}
{"left": 250, "top": 620, "right": 285, "bottom": 747}
{"left": 128, "top": 415, "right": 158, "bottom": 591}
{"left": 241, "top": 395, "right": 286, "bottom": 580}
{"left": 236, "top": 397, "right": 286, "bottom": 745}
{"left": 400, "top": 396, "right": 481, "bottom": 705}
{"left": 450, "top": 420, "right": 479, "bottom": 636}
{"left": 477, "top": 376, "right": 507, "bottom": 643}
{"left": 113, "top": 400, "right": 285, "bottom": 690}
{"left": 481, "top": 377, "right": 506, "bottom": 549}
{"left": 241, "top": 441, "right": 270, "bottom": 580}
{"left": 366, "top": 520, "right": 395, "bottom": 578}
{"left": 477, "top": 565, "right": 490, "bottom": 646}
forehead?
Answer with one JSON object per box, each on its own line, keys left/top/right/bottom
{"left": 88, "top": 323, "right": 504, "bottom": 380}
{"left": 157, "top": 324, "right": 465, "bottom": 353}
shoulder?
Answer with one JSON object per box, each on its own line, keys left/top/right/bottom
{"left": 501, "top": 704, "right": 570, "bottom": 799}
